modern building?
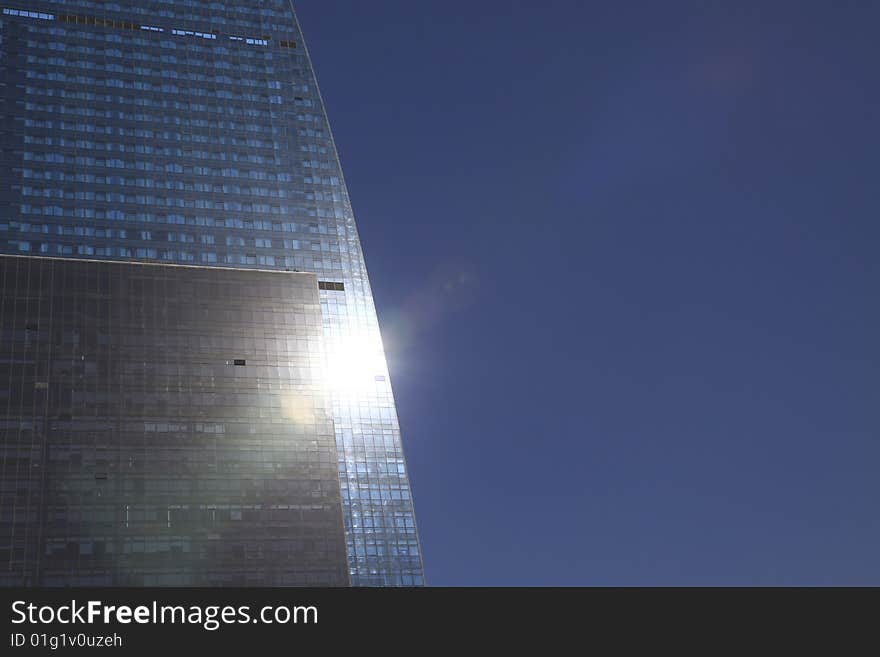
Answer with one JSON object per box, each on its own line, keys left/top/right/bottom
{"left": 0, "top": 254, "right": 349, "bottom": 586}
{"left": 0, "top": 1, "right": 424, "bottom": 586}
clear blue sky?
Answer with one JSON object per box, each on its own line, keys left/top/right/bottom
{"left": 295, "top": 1, "right": 879, "bottom": 585}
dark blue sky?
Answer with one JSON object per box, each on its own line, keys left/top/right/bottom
{"left": 295, "top": 1, "right": 879, "bottom": 585}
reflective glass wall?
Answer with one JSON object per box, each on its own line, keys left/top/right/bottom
{"left": 0, "top": 0, "right": 423, "bottom": 585}
{"left": 0, "top": 255, "right": 348, "bottom": 586}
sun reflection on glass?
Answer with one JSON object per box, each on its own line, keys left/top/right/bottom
{"left": 323, "top": 333, "right": 386, "bottom": 395}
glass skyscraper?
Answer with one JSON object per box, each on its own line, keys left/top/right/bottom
{"left": 0, "top": 1, "right": 424, "bottom": 586}
{"left": 0, "top": 255, "right": 350, "bottom": 586}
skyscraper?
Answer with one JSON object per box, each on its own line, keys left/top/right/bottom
{"left": 0, "top": 1, "right": 424, "bottom": 586}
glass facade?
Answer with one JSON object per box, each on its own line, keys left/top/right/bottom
{"left": 0, "top": 1, "right": 423, "bottom": 586}
{"left": 0, "top": 255, "right": 348, "bottom": 586}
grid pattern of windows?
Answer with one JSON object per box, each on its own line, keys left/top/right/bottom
{"left": 0, "top": 255, "right": 347, "bottom": 586}
{"left": 0, "top": 1, "right": 424, "bottom": 586}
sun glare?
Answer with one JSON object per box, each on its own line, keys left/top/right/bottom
{"left": 324, "top": 333, "right": 387, "bottom": 394}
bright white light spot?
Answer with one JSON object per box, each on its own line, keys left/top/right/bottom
{"left": 324, "top": 333, "right": 385, "bottom": 395}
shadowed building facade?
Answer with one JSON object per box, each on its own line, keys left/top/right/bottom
{"left": 0, "top": 255, "right": 348, "bottom": 586}
{"left": 0, "top": 1, "right": 423, "bottom": 586}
